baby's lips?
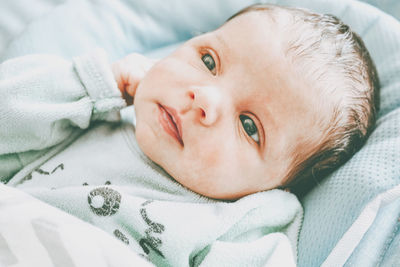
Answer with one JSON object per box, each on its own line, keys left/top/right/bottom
{"left": 162, "top": 104, "right": 184, "bottom": 146}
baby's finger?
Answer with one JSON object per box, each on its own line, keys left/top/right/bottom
{"left": 122, "top": 91, "right": 134, "bottom": 105}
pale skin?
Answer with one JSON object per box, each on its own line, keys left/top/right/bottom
{"left": 113, "top": 11, "right": 327, "bottom": 199}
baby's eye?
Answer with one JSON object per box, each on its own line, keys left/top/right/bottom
{"left": 201, "top": 53, "right": 216, "bottom": 75}
{"left": 240, "top": 115, "right": 259, "bottom": 143}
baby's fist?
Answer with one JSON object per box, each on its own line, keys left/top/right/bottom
{"left": 112, "top": 53, "right": 156, "bottom": 105}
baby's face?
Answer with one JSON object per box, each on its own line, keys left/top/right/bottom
{"left": 134, "top": 12, "right": 325, "bottom": 199}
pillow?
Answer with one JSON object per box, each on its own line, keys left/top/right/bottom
{"left": 272, "top": 1, "right": 400, "bottom": 265}
{"left": 0, "top": 0, "right": 258, "bottom": 61}
{"left": 359, "top": 0, "right": 400, "bottom": 21}
{"left": 1, "top": 0, "right": 399, "bottom": 266}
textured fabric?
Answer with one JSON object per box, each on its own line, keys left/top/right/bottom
{"left": 0, "top": 48, "right": 125, "bottom": 182}
{"left": 344, "top": 188, "right": 400, "bottom": 267}
{"left": 0, "top": 183, "right": 155, "bottom": 267}
{"left": 359, "top": 0, "right": 400, "bottom": 21}
{"left": 0, "top": 182, "right": 300, "bottom": 267}
{"left": 321, "top": 184, "right": 400, "bottom": 266}
{"left": 0, "top": 0, "right": 260, "bottom": 62}
{"left": 274, "top": 1, "right": 400, "bottom": 266}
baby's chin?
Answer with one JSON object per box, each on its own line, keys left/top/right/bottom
{"left": 133, "top": 123, "right": 174, "bottom": 174}
{"left": 134, "top": 119, "right": 246, "bottom": 200}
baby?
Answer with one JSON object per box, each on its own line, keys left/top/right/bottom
{"left": 0, "top": 3, "right": 379, "bottom": 266}
{"left": 113, "top": 4, "right": 379, "bottom": 199}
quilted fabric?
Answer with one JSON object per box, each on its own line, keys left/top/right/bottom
{"left": 0, "top": 0, "right": 259, "bottom": 61}
{"left": 272, "top": 1, "right": 400, "bottom": 266}
{"left": 0, "top": 0, "right": 399, "bottom": 266}
{"left": 360, "top": 0, "right": 400, "bottom": 21}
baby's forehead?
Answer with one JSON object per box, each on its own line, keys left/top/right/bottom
{"left": 212, "top": 8, "right": 334, "bottom": 111}
{"left": 220, "top": 10, "right": 301, "bottom": 56}
{"left": 226, "top": 7, "right": 297, "bottom": 32}
{"left": 226, "top": 7, "right": 322, "bottom": 54}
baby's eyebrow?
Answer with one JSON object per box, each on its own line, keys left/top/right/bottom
{"left": 214, "top": 33, "right": 229, "bottom": 55}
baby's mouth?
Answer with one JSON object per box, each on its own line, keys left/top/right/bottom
{"left": 158, "top": 104, "right": 184, "bottom": 146}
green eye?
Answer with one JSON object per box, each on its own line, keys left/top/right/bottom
{"left": 201, "top": 53, "right": 216, "bottom": 74}
{"left": 240, "top": 115, "right": 259, "bottom": 143}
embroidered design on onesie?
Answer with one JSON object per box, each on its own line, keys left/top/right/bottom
{"left": 139, "top": 200, "right": 165, "bottom": 258}
{"left": 20, "top": 163, "right": 65, "bottom": 183}
{"left": 113, "top": 229, "right": 130, "bottom": 245}
{"left": 87, "top": 187, "right": 121, "bottom": 216}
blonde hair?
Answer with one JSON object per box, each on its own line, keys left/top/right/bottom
{"left": 228, "top": 4, "right": 380, "bottom": 196}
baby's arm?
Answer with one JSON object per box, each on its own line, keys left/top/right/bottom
{"left": 0, "top": 50, "right": 151, "bottom": 181}
{"left": 0, "top": 49, "right": 125, "bottom": 154}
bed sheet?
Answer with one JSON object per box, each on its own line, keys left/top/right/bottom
{"left": 0, "top": 183, "right": 154, "bottom": 267}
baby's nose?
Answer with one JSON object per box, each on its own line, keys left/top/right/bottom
{"left": 187, "top": 86, "right": 222, "bottom": 126}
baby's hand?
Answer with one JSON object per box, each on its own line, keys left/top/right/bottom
{"left": 112, "top": 53, "right": 156, "bottom": 105}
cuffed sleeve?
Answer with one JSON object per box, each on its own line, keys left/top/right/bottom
{"left": 73, "top": 48, "right": 126, "bottom": 121}
{"left": 0, "top": 49, "right": 126, "bottom": 181}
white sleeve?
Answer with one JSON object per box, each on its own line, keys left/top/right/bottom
{"left": 0, "top": 49, "right": 126, "bottom": 181}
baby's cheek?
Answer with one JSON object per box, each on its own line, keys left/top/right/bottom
{"left": 187, "top": 142, "right": 233, "bottom": 178}
{"left": 199, "top": 147, "right": 223, "bottom": 167}
{"left": 202, "top": 147, "right": 222, "bottom": 167}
